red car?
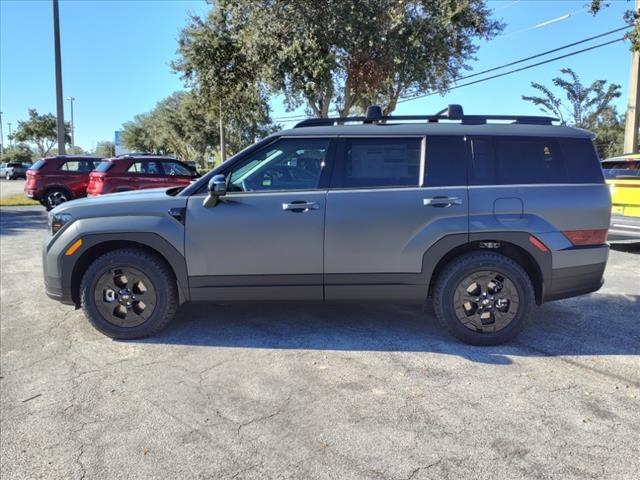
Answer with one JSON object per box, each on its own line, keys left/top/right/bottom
{"left": 24, "top": 155, "right": 102, "bottom": 210}
{"left": 87, "top": 155, "right": 199, "bottom": 196}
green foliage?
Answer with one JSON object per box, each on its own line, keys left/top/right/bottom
{"left": 94, "top": 141, "right": 116, "bottom": 158}
{"left": 522, "top": 68, "right": 624, "bottom": 158}
{"left": 2, "top": 143, "right": 34, "bottom": 163}
{"left": 589, "top": 0, "right": 639, "bottom": 51}
{"left": 11, "top": 109, "right": 71, "bottom": 157}
{"left": 66, "top": 146, "right": 85, "bottom": 155}
{"left": 175, "top": 0, "right": 502, "bottom": 117}
{"left": 120, "top": 91, "right": 275, "bottom": 168}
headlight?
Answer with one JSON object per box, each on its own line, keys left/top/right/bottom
{"left": 48, "top": 212, "right": 73, "bottom": 235}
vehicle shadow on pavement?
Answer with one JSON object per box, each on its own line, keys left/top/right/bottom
{"left": 0, "top": 207, "right": 47, "bottom": 236}
{"left": 136, "top": 293, "right": 640, "bottom": 365}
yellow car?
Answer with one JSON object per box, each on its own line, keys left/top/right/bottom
{"left": 602, "top": 154, "right": 640, "bottom": 243}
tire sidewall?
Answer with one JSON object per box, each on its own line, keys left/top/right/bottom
{"left": 81, "top": 251, "right": 174, "bottom": 339}
{"left": 436, "top": 253, "right": 534, "bottom": 345}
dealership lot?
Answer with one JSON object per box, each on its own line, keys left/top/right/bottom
{"left": 1, "top": 206, "right": 639, "bottom": 480}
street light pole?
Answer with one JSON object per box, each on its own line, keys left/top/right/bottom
{"left": 66, "top": 96, "right": 75, "bottom": 148}
{"left": 8, "top": 122, "right": 12, "bottom": 147}
{"left": 53, "top": 0, "right": 66, "bottom": 155}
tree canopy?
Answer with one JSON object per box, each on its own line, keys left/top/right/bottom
{"left": 174, "top": 0, "right": 503, "bottom": 118}
{"left": 522, "top": 68, "right": 623, "bottom": 158}
{"left": 11, "top": 109, "right": 70, "bottom": 157}
{"left": 94, "top": 141, "right": 115, "bottom": 158}
{"left": 2, "top": 143, "right": 33, "bottom": 164}
{"left": 120, "top": 91, "right": 276, "bottom": 168}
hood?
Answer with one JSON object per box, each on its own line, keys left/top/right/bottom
{"left": 52, "top": 188, "right": 188, "bottom": 219}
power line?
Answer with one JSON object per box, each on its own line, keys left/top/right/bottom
{"left": 273, "top": 26, "right": 630, "bottom": 122}
{"left": 397, "top": 37, "right": 625, "bottom": 104}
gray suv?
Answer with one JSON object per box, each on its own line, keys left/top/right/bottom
{"left": 42, "top": 105, "right": 610, "bottom": 345}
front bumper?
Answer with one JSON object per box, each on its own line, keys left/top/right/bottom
{"left": 608, "top": 214, "right": 640, "bottom": 243}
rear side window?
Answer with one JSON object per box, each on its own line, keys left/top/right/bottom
{"left": 163, "top": 161, "right": 194, "bottom": 176}
{"left": 424, "top": 136, "right": 467, "bottom": 186}
{"left": 338, "top": 138, "right": 421, "bottom": 188}
{"left": 60, "top": 160, "right": 95, "bottom": 172}
{"left": 7, "top": 162, "right": 21, "bottom": 168}
{"left": 95, "top": 161, "right": 114, "bottom": 172}
{"left": 127, "top": 161, "right": 163, "bottom": 175}
{"left": 602, "top": 160, "right": 640, "bottom": 179}
{"left": 470, "top": 136, "right": 603, "bottom": 185}
{"left": 29, "top": 160, "right": 46, "bottom": 171}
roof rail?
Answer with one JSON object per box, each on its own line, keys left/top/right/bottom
{"left": 293, "top": 104, "right": 557, "bottom": 128}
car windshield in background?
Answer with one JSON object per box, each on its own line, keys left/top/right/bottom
{"left": 95, "top": 161, "right": 114, "bottom": 172}
{"left": 29, "top": 159, "right": 46, "bottom": 171}
{"left": 602, "top": 160, "right": 640, "bottom": 178}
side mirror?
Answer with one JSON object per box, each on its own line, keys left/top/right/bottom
{"left": 203, "top": 174, "right": 227, "bottom": 208}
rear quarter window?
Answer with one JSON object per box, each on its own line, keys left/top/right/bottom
{"left": 470, "top": 136, "right": 603, "bottom": 185}
{"left": 95, "top": 161, "right": 114, "bottom": 172}
{"left": 29, "top": 159, "right": 46, "bottom": 171}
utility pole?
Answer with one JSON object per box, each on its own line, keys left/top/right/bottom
{"left": 53, "top": 0, "right": 66, "bottom": 155}
{"left": 7, "top": 122, "right": 12, "bottom": 147}
{"left": 623, "top": 0, "right": 640, "bottom": 153}
{"left": 66, "top": 96, "right": 75, "bottom": 148}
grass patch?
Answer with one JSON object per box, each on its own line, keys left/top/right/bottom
{"left": 0, "top": 194, "right": 40, "bottom": 207}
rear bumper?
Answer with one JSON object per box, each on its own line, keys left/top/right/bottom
{"left": 544, "top": 244, "right": 609, "bottom": 302}
{"left": 608, "top": 214, "right": 640, "bottom": 243}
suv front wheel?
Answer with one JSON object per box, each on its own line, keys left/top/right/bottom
{"left": 433, "top": 251, "right": 534, "bottom": 346}
{"left": 80, "top": 248, "right": 178, "bottom": 339}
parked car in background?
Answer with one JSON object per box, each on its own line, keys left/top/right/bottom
{"left": 0, "top": 161, "right": 31, "bottom": 180}
{"left": 24, "top": 156, "right": 101, "bottom": 210}
{"left": 601, "top": 153, "right": 640, "bottom": 243}
{"left": 86, "top": 155, "right": 199, "bottom": 196}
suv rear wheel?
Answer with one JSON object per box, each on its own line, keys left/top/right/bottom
{"left": 433, "top": 251, "right": 534, "bottom": 346}
{"left": 44, "top": 188, "right": 70, "bottom": 210}
{"left": 80, "top": 248, "right": 178, "bottom": 339}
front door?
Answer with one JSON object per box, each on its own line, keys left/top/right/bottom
{"left": 324, "top": 135, "right": 469, "bottom": 300}
{"left": 185, "top": 137, "right": 333, "bottom": 301}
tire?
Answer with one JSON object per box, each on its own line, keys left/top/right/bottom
{"left": 44, "top": 188, "right": 71, "bottom": 210}
{"left": 80, "top": 248, "right": 178, "bottom": 339}
{"left": 432, "top": 251, "right": 534, "bottom": 346}
{"left": 5, "top": 172, "right": 12, "bottom": 180}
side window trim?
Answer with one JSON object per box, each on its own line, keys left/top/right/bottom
{"left": 330, "top": 135, "right": 426, "bottom": 190}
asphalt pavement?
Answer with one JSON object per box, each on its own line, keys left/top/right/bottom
{"left": 1, "top": 206, "right": 639, "bottom": 479}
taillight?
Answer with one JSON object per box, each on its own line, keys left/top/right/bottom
{"left": 563, "top": 229, "right": 608, "bottom": 246}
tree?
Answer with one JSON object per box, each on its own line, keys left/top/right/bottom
{"left": 522, "top": 68, "right": 623, "bottom": 158}
{"left": 2, "top": 143, "right": 33, "bottom": 164}
{"left": 174, "top": 8, "right": 274, "bottom": 161}
{"left": 175, "top": 1, "right": 502, "bottom": 119}
{"left": 11, "top": 109, "right": 70, "bottom": 157}
{"left": 120, "top": 91, "right": 275, "bottom": 169}
{"left": 589, "top": 1, "right": 639, "bottom": 51}
{"left": 94, "top": 141, "right": 115, "bottom": 158}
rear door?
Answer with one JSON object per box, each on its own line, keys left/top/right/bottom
{"left": 126, "top": 160, "right": 165, "bottom": 190}
{"left": 58, "top": 159, "right": 96, "bottom": 197}
{"left": 324, "top": 135, "right": 469, "bottom": 300}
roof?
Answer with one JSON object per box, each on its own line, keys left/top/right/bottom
{"left": 276, "top": 122, "right": 594, "bottom": 139}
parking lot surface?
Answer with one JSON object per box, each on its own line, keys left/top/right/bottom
{"left": 1, "top": 206, "right": 639, "bottom": 480}
{"left": 0, "top": 178, "right": 26, "bottom": 198}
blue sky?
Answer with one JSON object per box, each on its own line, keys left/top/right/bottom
{"left": 0, "top": 0, "right": 633, "bottom": 151}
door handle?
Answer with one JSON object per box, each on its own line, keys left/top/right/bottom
{"left": 282, "top": 201, "right": 319, "bottom": 212}
{"left": 423, "top": 197, "right": 462, "bottom": 207}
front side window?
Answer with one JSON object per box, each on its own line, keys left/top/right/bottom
{"left": 127, "top": 161, "right": 163, "bottom": 175}
{"left": 60, "top": 160, "right": 95, "bottom": 172}
{"left": 228, "top": 138, "right": 329, "bottom": 192}
{"left": 338, "top": 138, "right": 421, "bottom": 188}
